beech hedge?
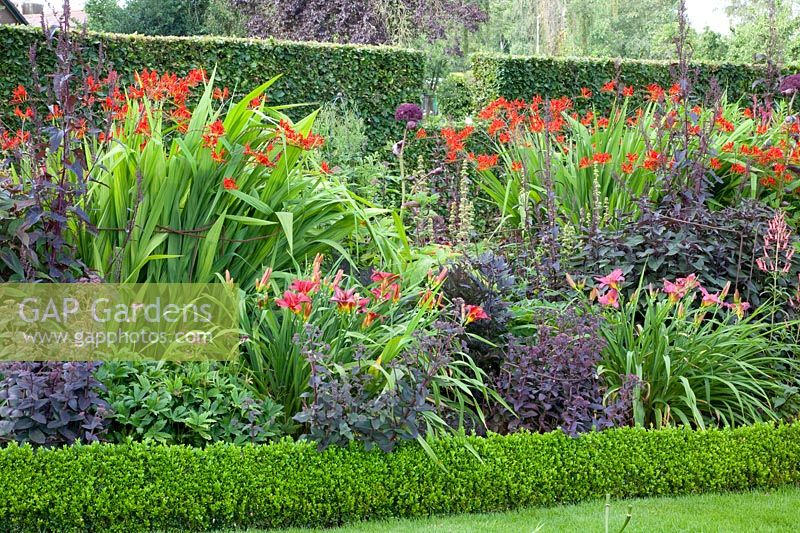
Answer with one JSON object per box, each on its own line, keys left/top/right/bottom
{"left": 0, "top": 25, "right": 424, "bottom": 147}
{"left": 471, "top": 52, "right": 798, "bottom": 109}
{"left": 1, "top": 424, "right": 799, "bottom": 531}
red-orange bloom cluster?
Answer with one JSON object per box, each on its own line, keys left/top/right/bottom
{"left": 441, "top": 125, "right": 474, "bottom": 162}
{"left": 10, "top": 84, "right": 28, "bottom": 104}
{"left": 476, "top": 153, "right": 499, "bottom": 171}
{"left": 202, "top": 119, "right": 225, "bottom": 148}
{"left": 277, "top": 119, "right": 324, "bottom": 150}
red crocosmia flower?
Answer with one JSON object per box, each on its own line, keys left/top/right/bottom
{"left": 289, "top": 279, "right": 319, "bottom": 295}
{"left": 668, "top": 83, "right": 683, "bottom": 102}
{"left": 488, "top": 119, "right": 506, "bottom": 136}
{"left": 579, "top": 156, "right": 592, "bottom": 169}
{"left": 74, "top": 118, "right": 88, "bottom": 139}
{"left": 135, "top": 116, "right": 150, "bottom": 135}
{"left": 621, "top": 162, "right": 634, "bottom": 173}
{"left": 463, "top": 304, "right": 489, "bottom": 325}
{"left": 208, "top": 120, "right": 225, "bottom": 137}
{"left": 213, "top": 87, "right": 230, "bottom": 100}
{"left": 415, "top": 128, "right": 427, "bottom": 139}
{"left": 331, "top": 286, "right": 360, "bottom": 312}
{"left": 580, "top": 87, "right": 593, "bottom": 99}
{"left": 14, "top": 106, "right": 33, "bottom": 121}
{"left": 600, "top": 80, "right": 616, "bottom": 93}
{"left": 203, "top": 120, "right": 225, "bottom": 147}
{"left": 511, "top": 160, "right": 523, "bottom": 172}
{"left": 597, "top": 117, "right": 609, "bottom": 129}
{"left": 595, "top": 268, "right": 625, "bottom": 290}
{"left": 85, "top": 75, "right": 102, "bottom": 93}
{"left": 10, "top": 84, "right": 28, "bottom": 104}
{"left": 622, "top": 85, "right": 634, "bottom": 97}
{"left": 222, "top": 177, "right": 238, "bottom": 190}
{"left": 645, "top": 83, "right": 665, "bottom": 101}
{"left": 275, "top": 291, "right": 312, "bottom": 318}
{"left": 0, "top": 129, "right": 28, "bottom": 151}
{"left": 476, "top": 153, "right": 499, "bottom": 171}
{"left": 597, "top": 288, "right": 619, "bottom": 308}
{"left": 186, "top": 69, "right": 207, "bottom": 86}
{"left": 715, "top": 116, "right": 734, "bottom": 133}
{"left": 643, "top": 150, "right": 661, "bottom": 171}
{"left": 710, "top": 157, "right": 722, "bottom": 170}
{"left": 46, "top": 105, "right": 63, "bottom": 120}
{"left": 625, "top": 153, "right": 638, "bottom": 163}
{"left": 211, "top": 148, "right": 227, "bottom": 163}
{"left": 730, "top": 163, "right": 747, "bottom": 174}
{"left": 593, "top": 152, "right": 612, "bottom": 164}
{"left": 320, "top": 161, "right": 332, "bottom": 174}
{"left": 249, "top": 96, "right": 264, "bottom": 108}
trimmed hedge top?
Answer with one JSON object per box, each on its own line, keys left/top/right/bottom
{"left": 471, "top": 52, "right": 797, "bottom": 108}
{"left": 0, "top": 25, "right": 425, "bottom": 147}
{"left": 1, "top": 424, "right": 799, "bottom": 531}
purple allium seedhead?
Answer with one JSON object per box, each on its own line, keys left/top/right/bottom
{"left": 395, "top": 102, "right": 423, "bottom": 128}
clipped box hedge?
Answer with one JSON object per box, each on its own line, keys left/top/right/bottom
{"left": 471, "top": 52, "right": 797, "bottom": 109}
{"left": 0, "top": 26, "right": 424, "bottom": 147}
{"left": 1, "top": 424, "right": 799, "bottom": 531}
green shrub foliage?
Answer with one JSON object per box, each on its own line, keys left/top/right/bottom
{"left": 1, "top": 424, "right": 799, "bottom": 530}
{"left": 471, "top": 52, "right": 795, "bottom": 108}
{"left": 0, "top": 25, "right": 424, "bottom": 147}
{"left": 438, "top": 72, "right": 476, "bottom": 119}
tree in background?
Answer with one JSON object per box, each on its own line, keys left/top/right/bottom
{"left": 86, "top": 0, "right": 210, "bottom": 36}
{"left": 225, "top": 0, "right": 488, "bottom": 45}
{"left": 725, "top": 0, "right": 800, "bottom": 63}
{"left": 203, "top": 0, "right": 247, "bottom": 37}
{"left": 562, "top": 0, "right": 679, "bottom": 59}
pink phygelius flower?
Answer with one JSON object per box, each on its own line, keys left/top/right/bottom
{"left": 756, "top": 210, "right": 795, "bottom": 274}
{"left": 595, "top": 268, "right": 625, "bottom": 290}
{"left": 597, "top": 288, "right": 620, "bottom": 308}
{"left": 663, "top": 274, "right": 699, "bottom": 302}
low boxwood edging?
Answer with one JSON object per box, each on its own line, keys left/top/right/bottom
{"left": 1, "top": 424, "right": 799, "bottom": 531}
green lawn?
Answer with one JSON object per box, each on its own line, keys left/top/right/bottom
{"left": 271, "top": 486, "right": 800, "bottom": 532}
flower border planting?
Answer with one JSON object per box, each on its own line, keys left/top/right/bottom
{"left": 1, "top": 424, "right": 799, "bottom": 531}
